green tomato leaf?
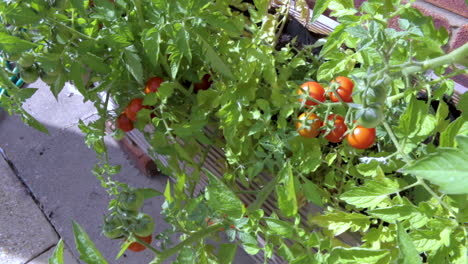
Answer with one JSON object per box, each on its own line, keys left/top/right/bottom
{"left": 142, "top": 28, "right": 161, "bottom": 69}
{"left": 310, "top": 210, "right": 370, "bottom": 236}
{"left": 137, "top": 188, "right": 162, "bottom": 199}
{"left": 123, "top": 47, "right": 144, "bottom": 85}
{"left": 367, "top": 205, "right": 418, "bottom": 223}
{"left": 264, "top": 218, "right": 295, "bottom": 239}
{"left": 176, "top": 246, "right": 194, "bottom": 264}
{"left": 48, "top": 239, "right": 64, "bottom": 264}
{"left": 457, "top": 92, "right": 468, "bottom": 113}
{"left": 402, "top": 135, "right": 468, "bottom": 194}
{"left": 3, "top": 3, "right": 41, "bottom": 25}
{"left": 340, "top": 179, "right": 400, "bottom": 209}
{"left": 198, "top": 36, "right": 234, "bottom": 79}
{"left": 205, "top": 171, "right": 245, "bottom": 218}
{"left": 327, "top": 247, "right": 389, "bottom": 264}
{"left": 50, "top": 72, "right": 66, "bottom": 99}
{"left": 439, "top": 116, "right": 468, "bottom": 147}
{"left": 302, "top": 178, "right": 323, "bottom": 207}
{"left": 0, "top": 32, "right": 37, "bottom": 54}
{"left": 276, "top": 162, "right": 298, "bottom": 217}
{"left": 311, "top": 0, "right": 333, "bottom": 23}
{"left": 217, "top": 244, "right": 237, "bottom": 264}
{"left": 397, "top": 222, "right": 423, "bottom": 264}
{"left": 70, "top": 0, "right": 86, "bottom": 17}
{"left": 72, "top": 221, "right": 108, "bottom": 264}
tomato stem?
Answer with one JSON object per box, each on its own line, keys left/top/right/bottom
{"left": 134, "top": 235, "right": 161, "bottom": 254}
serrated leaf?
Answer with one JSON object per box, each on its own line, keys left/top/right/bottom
{"left": 72, "top": 221, "right": 107, "bottom": 264}
{"left": 50, "top": 73, "right": 66, "bottom": 99}
{"left": 340, "top": 179, "right": 400, "bottom": 209}
{"left": 327, "top": 247, "right": 389, "bottom": 264}
{"left": 402, "top": 135, "right": 468, "bottom": 194}
{"left": 143, "top": 28, "right": 161, "bottom": 68}
{"left": 48, "top": 239, "right": 64, "bottom": 264}
{"left": 310, "top": 211, "right": 370, "bottom": 236}
{"left": 198, "top": 36, "right": 234, "bottom": 79}
{"left": 311, "top": 0, "right": 333, "bottom": 23}
{"left": 411, "top": 230, "right": 444, "bottom": 252}
{"left": 276, "top": 163, "right": 297, "bottom": 217}
{"left": 302, "top": 178, "right": 323, "bottom": 206}
{"left": 70, "top": 62, "right": 86, "bottom": 95}
{"left": 124, "top": 47, "right": 143, "bottom": 85}
{"left": 439, "top": 116, "right": 468, "bottom": 147}
{"left": 3, "top": 3, "right": 41, "bottom": 25}
{"left": 137, "top": 188, "right": 162, "bottom": 199}
{"left": 264, "top": 218, "right": 295, "bottom": 239}
{"left": 217, "top": 244, "right": 237, "bottom": 264}
{"left": 367, "top": 205, "right": 417, "bottom": 223}
{"left": 0, "top": 32, "right": 37, "bottom": 54}
{"left": 288, "top": 137, "right": 321, "bottom": 174}
{"left": 205, "top": 171, "right": 244, "bottom": 218}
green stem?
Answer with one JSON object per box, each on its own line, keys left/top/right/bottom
{"left": 134, "top": 235, "right": 161, "bottom": 254}
{"left": 419, "top": 179, "right": 457, "bottom": 217}
{"left": 272, "top": 1, "right": 290, "bottom": 48}
{"left": 49, "top": 18, "right": 94, "bottom": 40}
{"left": 382, "top": 121, "right": 412, "bottom": 164}
{"left": 403, "top": 42, "right": 468, "bottom": 75}
{"left": 151, "top": 223, "right": 223, "bottom": 264}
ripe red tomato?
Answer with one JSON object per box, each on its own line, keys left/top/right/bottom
{"left": 297, "top": 82, "right": 325, "bottom": 106}
{"left": 346, "top": 125, "right": 376, "bottom": 149}
{"left": 116, "top": 113, "right": 134, "bottom": 132}
{"left": 194, "top": 74, "right": 213, "bottom": 93}
{"left": 296, "top": 113, "right": 321, "bottom": 138}
{"left": 128, "top": 234, "right": 152, "bottom": 252}
{"left": 329, "top": 76, "right": 354, "bottom": 102}
{"left": 125, "top": 98, "right": 144, "bottom": 122}
{"left": 144, "top": 77, "right": 164, "bottom": 94}
{"left": 323, "top": 114, "right": 347, "bottom": 143}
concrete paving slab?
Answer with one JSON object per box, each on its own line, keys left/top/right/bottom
{"left": 0, "top": 156, "right": 58, "bottom": 264}
{"left": 28, "top": 244, "right": 79, "bottom": 264}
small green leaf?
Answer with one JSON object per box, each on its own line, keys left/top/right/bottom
{"left": 367, "top": 205, "right": 417, "bottom": 223}
{"left": 176, "top": 246, "right": 194, "bottom": 264}
{"left": 340, "top": 179, "right": 400, "bottom": 209}
{"left": 0, "top": 32, "right": 37, "bottom": 54}
{"left": 302, "top": 178, "right": 323, "bottom": 206}
{"left": 311, "top": 0, "right": 333, "bottom": 23}
{"left": 264, "top": 218, "right": 295, "bottom": 239}
{"left": 310, "top": 211, "right": 370, "bottom": 236}
{"left": 217, "top": 244, "right": 237, "bottom": 264}
{"left": 124, "top": 47, "right": 144, "bottom": 85}
{"left": 198, "top": 36, "right": 234, "bottom": 79}
{"left": 457, "top": 92, "right": 468, "bottom": 113}
{"left": 402, "top": 135, "right": 468, "bottom": 194}
{"left": 48, "top": 239, "right": 64, "bottom": 264}
{"left": 439, "top": 116, "right": 468, "bottom": 147}
{"left": 164, "top": 181, "right": 173, "bottom": 203}
{"left": 142, "top": 28, "right": 161, "bottom": 69}
{"left": 50, "top": 72, "right": 66, "bottom": 99}
{"left": 276, "top": 163, "right": 298, "bottom": 217}
{"left": 72, "top": 221, "right": 108, "bottom": 264}
{"left": 3, "top": 3, "right": 41, "bottom": 25}
{"left": 137, "top": 188, "right": 162, "bottom": 199}
{"left": 327, "top": 247, "right": 389, "bottom": 264}
{"left": 397, "top": 222, "right": 423, "bottom": 264}
{"left": 205, "top": 171, "right": 245, "bottom": 218}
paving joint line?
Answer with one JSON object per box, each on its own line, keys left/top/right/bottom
{"left": 0, "top": 148, "right": 80, "bottom": 263}
{"left": 23, "top": 244, "right": 56, "bottom": 264}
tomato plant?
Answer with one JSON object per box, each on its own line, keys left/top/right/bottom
{"left": 2, "top": 0, "right": 468, "bottom": 264}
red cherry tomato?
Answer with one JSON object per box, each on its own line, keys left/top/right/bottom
{"left": 116, "top": 113, "right": 134, "bottom": 132}
{"left": 296, "top": 112, "right": 321, "bottom": 138}
{"left": 329, "top": 76, "right": 354, "bottom": 102}
{"left": 144, "top": 77, "right": 164, "bottom": 94}
{"left": 346, "top": 125, "right": 376, "bottom": 149}
{"left": 128, "top": 234, "right": 152, "bottom": 252}
{"left": 323, "top": 114, "right": 347, "bottom": 143}
{"left": 194, "top": 74, "right": 213, "bottom": 93}
{"left": 297, "top": 82, "right": 325, "bottom": 106}
{"left": 125, "top": 98, "right": 144, "bottom": 122}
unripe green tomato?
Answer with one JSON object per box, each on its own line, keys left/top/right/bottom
{"left": 21, "top": 68, "right": 39, "bottom": 83}
{"left": 131, "top": 213, "right": 155, "bottom": 237}
{"left": 103, "top": 214, "right": 124, "bottom": 239}
{"left": 364, "top": 86, "right": 386, "bottom": 105}
{"left": 18, "top": 53, "right": 35, "bottom": 68}
{"left": 119, "top": 190, "right": 144, "bottom": 211}
{"left": 358, "top": 105, "right": 384, "bottom": 128}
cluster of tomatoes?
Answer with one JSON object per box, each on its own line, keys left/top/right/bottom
{"left": 102, "top": 189, "right": 155, "bottom": 252}
{"left": 116, "top": 74, "right": 212, "bottom": 132}
{"left": 296, "top": 77, "right": 376, "bottom": 149}
{"left": 116, "top": 77, "right": 164, "bottom": 132}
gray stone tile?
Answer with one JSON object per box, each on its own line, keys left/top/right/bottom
{"left": 0, "top": 157, "right": 58, "bottom": 264}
